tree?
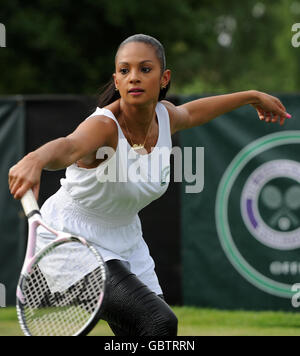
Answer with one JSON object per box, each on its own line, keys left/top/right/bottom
{"left": 0, "top": 0, "right": 298, "bottom": 96}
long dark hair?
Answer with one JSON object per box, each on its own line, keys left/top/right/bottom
{"left": 98, "top": 34, "right": 170, "bottom": 108}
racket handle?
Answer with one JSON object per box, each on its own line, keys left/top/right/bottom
{"left": 21, "top": 189, "right": 40, "bottom": 217}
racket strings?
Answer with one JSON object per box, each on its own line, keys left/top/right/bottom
{"left": 20, "top": 244, "right": 105, "bottom": 336}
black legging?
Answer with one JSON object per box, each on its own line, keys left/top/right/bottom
{"left": 99, "top": 259, "right": 178, "bottom": 336}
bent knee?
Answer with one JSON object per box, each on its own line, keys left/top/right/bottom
{"left": 163, "top": 310, "right": 178, "bottom": 336}
{"left": 148, "top": 308, "right": 178, "bottom": 336}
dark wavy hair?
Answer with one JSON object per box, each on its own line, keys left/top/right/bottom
{"left": 98, "top": 34, "right": 170, "bottom": 107}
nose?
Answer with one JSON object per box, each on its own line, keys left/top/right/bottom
{"left": 128, "top": 68, "right": 141, "bottom": 84}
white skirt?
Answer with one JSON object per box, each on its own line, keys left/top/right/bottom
{"left": 36, "top": 187, "right": 163, "bottom": 295}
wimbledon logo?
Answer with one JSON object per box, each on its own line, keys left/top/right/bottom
{"left": 241, "top": 160, "right": 300, "bottom": 250}
{"left": 216, "top": 131, "right": 300, "bottom": 298}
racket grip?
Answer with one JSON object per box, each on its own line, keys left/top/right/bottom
{"left": 21, "top": 189, "right": 40, "bottom": 217}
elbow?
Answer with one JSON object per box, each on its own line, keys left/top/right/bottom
{"left": 45, "top": 137, "right": 78, "bottom": 170}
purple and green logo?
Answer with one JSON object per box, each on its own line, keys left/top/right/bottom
{"left": 216, "top": 131, "right": 300, "bottom": 298}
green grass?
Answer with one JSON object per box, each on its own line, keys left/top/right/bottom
{"left": 1, "top": 306, "right": 300, "bottom": 336}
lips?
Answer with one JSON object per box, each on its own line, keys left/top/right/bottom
{"left": 128, "top": 88, "right": 144, "bottom": 94}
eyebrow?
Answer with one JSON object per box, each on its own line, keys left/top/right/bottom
{"left": 117, "top": 60, "right": 154, "bottom": 65}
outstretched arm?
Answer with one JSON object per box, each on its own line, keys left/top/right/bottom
{"left": 8, "top": 115, "right": 115, "bottom": 200}
{"left": 162, "top": 90, "right": 292, "bottom": 135}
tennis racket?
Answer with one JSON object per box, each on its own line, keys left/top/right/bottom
{"left": 16, "top": 189, "right": 107, "bottom": 336}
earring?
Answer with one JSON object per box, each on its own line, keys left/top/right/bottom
{"left": 115, "top": 88, "right": 119, "bottom": 91}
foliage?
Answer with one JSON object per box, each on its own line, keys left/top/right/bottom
{"left": 0, "top": 0, "right": 299, "bottom": 96}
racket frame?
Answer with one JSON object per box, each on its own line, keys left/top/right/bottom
{"left": 16, "top": 190, "right": 107, "bottom": 336}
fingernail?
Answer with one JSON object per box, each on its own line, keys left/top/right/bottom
{"left": 286, "top": 113, "right": 292, "bottom": 118}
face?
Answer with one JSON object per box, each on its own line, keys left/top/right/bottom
{"left": 114, "top": 42, "right": 170, "bottom": 106}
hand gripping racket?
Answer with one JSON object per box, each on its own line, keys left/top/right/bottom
{"left": 16, "top": 189, "right": 107, "bottom": 336}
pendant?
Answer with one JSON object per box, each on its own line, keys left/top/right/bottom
{"left": 132, "top": 144, "right": 144, "bottom": 150}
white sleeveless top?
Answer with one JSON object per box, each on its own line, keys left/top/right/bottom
{"left": 37, "top": 102, "right": 172, "bottom": 294}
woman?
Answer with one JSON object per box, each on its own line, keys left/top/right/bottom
{"left": 8, "top": 34, "right": 291, "bottom": 336}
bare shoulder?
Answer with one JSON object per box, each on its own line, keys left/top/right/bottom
{"left": 67, "top": 112, "right": 118, "bottom": 152}
{"left": 160, "top": 100, "right": 190, "bottom": 135}
{"left": 86, "top": 113, "right": 118, "bottom": 131}
{"left": 86, "top": 113, "right": 117, "bottom": 136}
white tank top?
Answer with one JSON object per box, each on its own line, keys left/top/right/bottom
{"left": 60, "top": 101, "right": 172, "bottom": 223}
{"left": 37, "top": 102, "right": 172, "bottom": 294}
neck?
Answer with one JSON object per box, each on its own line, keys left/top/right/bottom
{"left": 119, "top": 99, "right": 157, "bottom": 134}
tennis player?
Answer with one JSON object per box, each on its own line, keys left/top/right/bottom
{"left": 8, "top": 34, "right": 291, "bottom": 336}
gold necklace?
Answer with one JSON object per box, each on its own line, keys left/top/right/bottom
{"left": 122, "top": 116, "right": 154, "bottom": 151}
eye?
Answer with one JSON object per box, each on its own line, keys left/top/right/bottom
{"left": 141, "top": 67, "right": 151, "bottom": 73}
{"left": 119, "top": 68, "right": 129, "bottom": 75}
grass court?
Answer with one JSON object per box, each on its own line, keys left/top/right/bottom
{"left": 1, "top": 306, "right": 300, "bottom": 336}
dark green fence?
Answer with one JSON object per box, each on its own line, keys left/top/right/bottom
{"left": 0, "top": 97, "right": 26, "bottom": 305}
{"left": 180, "top": 94, "right": 300, "bottom": 310}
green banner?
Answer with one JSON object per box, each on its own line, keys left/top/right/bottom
{"left": 0, "top": 97, "right": 25, "bottom": 305}
{"left": 180, "top": 94, "right": 300, "bottom": 310}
